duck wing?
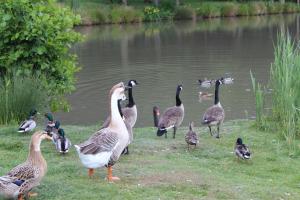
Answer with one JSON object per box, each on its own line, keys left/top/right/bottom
{"left": 77, "top": 128, "right": 118, "bottom": 155}
{"left": 6, "top": 162, "right": 36, "bottom": 180}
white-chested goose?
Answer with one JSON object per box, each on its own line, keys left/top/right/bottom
{"left": 202, "top": 79, "right": 225, "bottom": 138}
{"left": 154, "top": 85, "right": 184, "bottom": 139}
{"left": 75, "top": 82, "right": 129, "bottom": 182}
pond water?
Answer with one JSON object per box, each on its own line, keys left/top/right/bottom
{"left": 56, "top": 14, "right": 300, "bottom": 127}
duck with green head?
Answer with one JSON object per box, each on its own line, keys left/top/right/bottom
{"left": 54, "top": 128, "right": 71, "bottom": 154}
{"left": 18, "top": 109, "right": 38, "bottom": 133}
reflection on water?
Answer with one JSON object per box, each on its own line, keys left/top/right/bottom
{"left": 56, "top": 14, "right": 300, "bottom": 127}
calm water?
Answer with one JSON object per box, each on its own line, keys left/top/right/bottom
{"left": 57, "top": 14, "right": 300, "bottom": 127}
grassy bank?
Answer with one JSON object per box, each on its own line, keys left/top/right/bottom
{"left": 0, "top": 120, "right": 300, "bottom": 199}
{"left": 60, "top": 1, "right": 300, "bottom": 25}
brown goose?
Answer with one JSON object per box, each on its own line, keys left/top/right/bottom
{"left": 154, "top": 85, "right": 184, "bottom": 139}
{"left": 0, "top": 131, "right": 52, "bottom": 200}
{"left": 202, "top": 79, "right": 225, "bottom": 138}
{"left": 185, "top": 121, "right": 199, "bottom": 149}
{"left": 102, "top": 80, "right": 137, "bottom": 154}
{"left": 75, "top": 82, "right": 129, "bottom": 182}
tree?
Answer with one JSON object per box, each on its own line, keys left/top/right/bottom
{"left": 0, "top": 0, "right": 81, "bottom": 111}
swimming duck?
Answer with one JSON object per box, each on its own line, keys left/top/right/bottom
{"left": 0, "top": 131, "right": 52, "bottom": 199}
{"left": 235, "top": 138, "right": 251, "bottom": 160}
{"left": 198, "top": 79, "right": 214, "bottom": 88}
{"left": 221, "top": 77, "right": 234, "bottom": 84}
{"left": 185, "top": 121, "right": 199, "bottom": 150}
{"left": 202, "top": 79, "right": 225, "bottom": 138}
{"left": 75, "top": 82, "right": 129, "bottom": 182}
{"left": 155, "top": 85, "right": 184, "bottom": 139}
{"left": 102, "top": 80, "right": 138, "bottom": 155}
{"left": 54, "top": 128, "right": 71, "bottom": 154}
{"left": 18, "top": 109, "right": 38, "bottom": 133}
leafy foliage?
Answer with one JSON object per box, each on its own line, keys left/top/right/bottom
{"left": 0, "top": 0, "right": 81, "bottom": 112}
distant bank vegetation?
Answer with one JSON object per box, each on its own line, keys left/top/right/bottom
{"left": 59, "top": 0, "right": 300, "bottom": 25}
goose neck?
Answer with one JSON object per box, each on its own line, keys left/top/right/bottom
{"left": 214, "top": 83, "right": 220, "bottom": 105}
{"left": 110, "top": 93, "right": 124, "bottom": 127}
{"left": 127, "top": 88, "right": 135, "bottom": 107}
{"left": 176, "top": 90, "right": 182, "bottom": 106}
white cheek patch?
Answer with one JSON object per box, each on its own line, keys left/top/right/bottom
{"left": 131, "top": 81, "right": 136, "bottom": 86}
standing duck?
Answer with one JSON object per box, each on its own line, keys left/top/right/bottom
{"left": 185, "top": 121, "right": 199, "bottom": 150}
{"left": 235, "top": 138, "right": 251, "bottom": 160}
{"left": 75, "top": 82, "right": 129, "bottom": 182}
{"left": 18, "top": 109, "right": 38, "bottom": 133}
{"left": 155, "top": 85, "right": 184, "bottom": 139}
{"left": 55, "top": 128, "right": 71, "bottom": 154}
{"left": 0, "top": 131, "right": 52, "bottom": 199}
{"left": 202, "top": 79, "right": 225, "bottom": 138}
{"left": 102, "top": 80, "right": 137, "bottom": 155}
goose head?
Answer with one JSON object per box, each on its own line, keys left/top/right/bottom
{"left": 216, "top": 79, "right": 223, "bottom": 86}
{"left": 177, "top": 84, "right": 183, "bottom": 92}
{"left": 128, "top": 80, "right": 138, "bottom": 88}
{"left": 110, "top": 82, "right": 126, "bottom": 101}
{"left": 30, "top": 131, "right": 53, "bottom": 152}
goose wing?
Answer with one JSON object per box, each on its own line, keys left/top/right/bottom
{"left": 122, "top": 106, "right": 137, "bottom": 127}
{"left": 203, "top": 105, "right": 224, "bottom": 124}
{"left": 158, "top": 106, "right": 183, "bottom": 128}
{"left": 77, "top": 129, "right": 118, "bottom": 155}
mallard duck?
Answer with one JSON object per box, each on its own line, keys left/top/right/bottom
{"left": 221, "top": 77, "right": 234, "bottom": 84}
{"left": 198, "top": 79, "right": 214, "bottom": 88}
{"left": 75, "top": 82, "right": 129, "bottom": 182}
{"left": 202, "top": 79, "right": 225, "bottom": 138}
{"left": 18, "top": 109, "right": 38, "bottom": 133}
{"left": 185, "top": 121, "right": 199, "bottom": 150}
{"left": 102, "top": 80, "right": 138, "bottom": 155}
{"left": 44, "top": 113, "right": 55, "bottom": 128}
{"left": 0, "top": 131, "right": 52, "bottom": 199}
{"left": 54, "top": 129, "right": 71, "bottom": 154}
{"left": 155, "top": 85, "right": 184, "bottom": 139}
{"left": 235, "top": 138, "right": 251, "bottom": 160}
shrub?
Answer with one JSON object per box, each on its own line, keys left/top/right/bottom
{"left": 0, "top": 0, "right": 81, "bottom": 112}
{"left": 221, "top": 3, "right": 238, "bottom": 17}
{"left": 248, "top": 2, "right": 266, "bottom": 15}
{"left": 237, "top": 4, "right": 249, "bottom": 16}
{"left": 110, "top": 6, "right": 142, "bottom": 24}
{"left": 144, "top": 6, "right": 161, "bottom": 21}
{"left": 159, "top": 0, "right": 176, "bottom": 12}
{"left": 196, "top": 3, "right": 221, "bottom": 18}
{"left": 174, "top": 6, "right": 195, "bottom": 20}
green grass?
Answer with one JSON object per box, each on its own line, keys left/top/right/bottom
{"left": 0, "top": 120, "right": 300, "bottom": 199}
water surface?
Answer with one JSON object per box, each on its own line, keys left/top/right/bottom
{"left": 57, "top": 14, "right": 300, "bottom": 127}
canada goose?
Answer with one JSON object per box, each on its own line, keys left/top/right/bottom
{"left": 0, "top": 131, "right": 52, "bottom": 200}
{"left": 198, "top": 79, "right": 214, "bottom": 88}
{"left": 75, "top": 82, "right": 129, "bottom": 182}
{"left": 202, "top": 79, "right": 225, "bottom": 138}
{"left": 153, "top": 106, "right": 160, "bottom": 127}
{"left": 18, "top": 109, "right": 38, "bottom": 133}
{"left": 235, "top": 138, "right": 251, "bottom": 160}
{"left": 155, "top": 85, "right": 184, "bottom": 139}
{"left": 221, "top": 77, "right": 234, "bottom": 84}
{"left": 185, "top": 121, "right": 199, "bottom": 150}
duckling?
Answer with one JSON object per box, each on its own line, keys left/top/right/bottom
{"left": 202, "top": 79, "right": 225, "bottom": 138}
{"left": 55, "top": 128, "right": 71, "bottom": 154}
{"left": 185, "top": 121, "right": 199, "bottom": 150}
{"left": 75, "top": 82, "right": 129, "bottom": 182}
{"left": 0, "top": 131, "right": 52, "bottom": 199}
{"left": 221, "top": 77, "right": 234, "bottom": 84}
{"left": 18, "top": 109, "right": 38, "bottom": 133}
{"left": 155, "top": 85, "right": 184, "bottom": 139}
{"left": 235, "top": 138, "right": 251, "bottom": 160}
{"left": 198, "top": 79, "right": 214, "bottom": 88}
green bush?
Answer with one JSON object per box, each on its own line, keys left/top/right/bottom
{"left": 0, "top": 75, "right": 47, "bottom": 125}
{"left": 196, "top": 3, "right": 221, "bottom": 18}
{"left": 174, "top": 6, "right": 195, "bottom": 20}
{"left": 221, "top": 3, "right": 238, "bottom": 17}
{"left": 144, "top": 6, "right": 161, "bottom": 21}
{"left": 237, "top": 4, "right": 249, "bottom": 16}
{"left": 110, "top": 6, "right": 142, "bottom": 24}
{"left": 159, "top": 0, "right": 176, "bottom": 11}
{"left": 248, "top": 2, "right": 267, "bottom": 15}
{"left": 0, "top": 0, "right": 81, "bottom": 112}
{"left": 284, "top": 3, "right": 298, "bottom": 13}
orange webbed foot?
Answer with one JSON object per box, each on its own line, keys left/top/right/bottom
{"left": 88, "top": 168, "right": 94, "bottom": 178}
{"left": 28, "top": 192, "right": 38, "bottom": 197}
